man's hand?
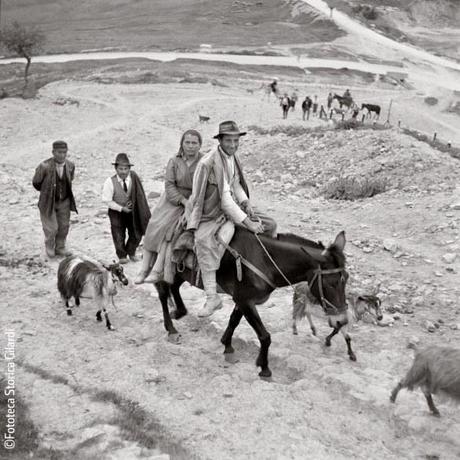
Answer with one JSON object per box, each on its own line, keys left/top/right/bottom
{"left": 243, "top": 217, "right": 264, "bottom": 234}
{"left": 121, "top": 206, "right": 132, "bottom": 213}
{"left": 242, "top": 200, "right": 255, "bottom": 218}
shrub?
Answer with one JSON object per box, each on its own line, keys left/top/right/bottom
{"left": 362, "top": 6, "right": 378, "bottom": 20}
{"left": 424, "top": 96, "right": 438, "bottom": 106}
{"left": 322, "top": 176, "right": 387, "bottom": 200}
{"left": 334, "top": 118, "right": 360, "bottom": 130}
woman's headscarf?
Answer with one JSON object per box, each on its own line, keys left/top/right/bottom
{"left": 177, "top": 129, "right": 202, "bottom": 157}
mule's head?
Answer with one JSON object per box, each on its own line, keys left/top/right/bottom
{"left": 105, "top": 262, "right": 129, "bottom": 286}
{"left": 303, "top": 231, "right": 348, "bottom": 314}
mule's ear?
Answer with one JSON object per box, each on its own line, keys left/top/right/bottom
{"left": 102, "top": 264, "right": 110, "bottom": 270}
{"left": 332, "top": 231, "right": 346, "bottom": 251}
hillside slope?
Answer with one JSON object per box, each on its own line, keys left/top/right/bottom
{"left": 1, "top": 0, "right": 343, "bottom": 54}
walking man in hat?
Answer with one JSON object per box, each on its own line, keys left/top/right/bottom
{"left": 102, "top": 153, "right": 151, "bottom": 263}
{"left": 186, "top": 120, "right": 277, "bottom": 317}
{"left": 32, "top": 140, "right": 77, "bottom": 258}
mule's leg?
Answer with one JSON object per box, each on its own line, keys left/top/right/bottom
{"left": 241, "top": 304, "right": 272, "bottom": 378}
{"left": 423, "top": 389, "right": 441, "bottom": 417}
{"left": 155, "top": 281, "right": 179, "bottom": 338}
{"left": 96, "top": 310, "right": 102, "bottom": 322}
{"left": 340, "top": 324, "right": 356, "bottom": 361}
{"left": 75, "top": 297, "right": 80, "bottom": 306}
{"left": 221, "top": 306, "right": 243, "bottom": 354}
{"left": 325, "top": 324, "right": 342, "bottom": 347}
{"left": 170, "top": 278, "right": 187, "bottom": 320}
{"left": 103, "top": 306, "right": 113, "bottom": 330}
{"left": 390, "top": 382, "right": 402, "bottom": 403}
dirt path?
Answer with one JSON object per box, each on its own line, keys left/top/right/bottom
{"left": 1, "top": 81, "right": 460, "bottom": 459}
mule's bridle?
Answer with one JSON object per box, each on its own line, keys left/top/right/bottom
{"left": 308, "top": 267, "right": 347, "bottom": 315}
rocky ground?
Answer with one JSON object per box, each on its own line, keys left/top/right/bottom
{"left": 1, "top": 78, "right": 460, "bottom": 459}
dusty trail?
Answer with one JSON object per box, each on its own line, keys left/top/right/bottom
{"left": 1, "top": 82, "right": 460, "bottom": 459}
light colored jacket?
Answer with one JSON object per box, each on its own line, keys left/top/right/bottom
{"left": 186, "top": 147, "right": 249, "bottom": 230}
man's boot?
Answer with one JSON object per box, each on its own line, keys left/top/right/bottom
{"left": 197, "top": 270, "right": 223, "bottom": 317}
{"left": 134, "top": 249, "right": 155, "bottom": 284}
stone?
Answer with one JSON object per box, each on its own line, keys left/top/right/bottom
{"left": 377, "top": 314, "right": 394, "bottom": 327}
{"left": 383, "top": 239, "right": 399, "bottom": 254}
{"left": 407, "top": 336, "right": 419, "bottom": 348}
{"left": 442, "top": 253, "right": 457, "bottom": 264}
{"left": 424, "top": 320, "right": 436, "bottom": 333}
{"left": 450, "top": 203, "right": 460, "bottom": 210}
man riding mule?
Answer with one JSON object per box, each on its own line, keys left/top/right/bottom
{"left": 186, "top": 120, "right": 277, "bottom": 317}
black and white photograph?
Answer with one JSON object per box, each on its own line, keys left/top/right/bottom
{"left": 1, "top": 0, "right": 460, "bottom": 458}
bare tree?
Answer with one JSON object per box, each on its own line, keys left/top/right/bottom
{"left": 0, "top": 21, "right": 44, "bottom": 88}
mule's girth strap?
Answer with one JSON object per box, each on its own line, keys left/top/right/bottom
{"left": 217, "top": 236, "right": 276, "bottom": 289}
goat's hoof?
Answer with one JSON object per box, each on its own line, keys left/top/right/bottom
{"left": 349, "top": 353, "right": 357, "bottom": 361}
{"left": 259, "top": 368, "right": 272, "bottom": 378}
{"left": 66, "top": 309, "right": 72, "bottom": 316}
{"left": 167, "top": 332, "right": 181, "bottom": 344}
{"left": 311, "top": 328, "right": 317, "bottom": 336}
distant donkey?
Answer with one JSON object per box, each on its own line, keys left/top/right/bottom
{"left": 57, "top": 256, "right": 128, "bottom": 330}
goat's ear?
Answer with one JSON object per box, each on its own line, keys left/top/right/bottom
{"left": 331, "top": 231, "right": 346, "bottom": 251}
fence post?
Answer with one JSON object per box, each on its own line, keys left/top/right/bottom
{"left": 386, "top": 99, "right": 393, "bottom": 125}
{"left": 433, "top": 132, "right": 437, "bottom": 142}
{"left": 329, "top": 109, "right": 333, "bottom": 119}
{"left": 361, "top": 114, "right": 365, "bottom": 123}
{"left": 398, "top": 120, "right": 401, "bottom": 128}
{"left": 341, "top": 113, "right": 345, "bottom": 121}
{"left": 447, "top": 142, "right": 451, "bottom": 149}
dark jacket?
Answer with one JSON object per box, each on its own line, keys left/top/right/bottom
{"left": 32, "top": 158, "right": 77, "bottom": 216}
{"left": 130, "top": 171, "right": 151, "bottom": 239}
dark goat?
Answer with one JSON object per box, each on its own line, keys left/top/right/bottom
{"left": 390, "top": 346, "right": 460, "bottom": 416}
{"left": 57, "top": 256, "right": 128, "bottom": 330}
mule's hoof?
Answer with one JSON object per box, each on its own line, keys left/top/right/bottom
{"left": 431, "top": 411, "right": 441, "bottom": 418}
{"left": 259, "top": 368, "right": 272, "bottom": 378}
{"left": 107, "top": 325, "right": 115, "bottom": 331}
{"left": 292, "top": 330, "right": 298, "bottom": 336}
{"left": 66, "top": 309, "right": 72, "bottom": 316}
{"left": 223, "top": 345, "right": 235, "bottom": 354}
{"left": 311, "top": 328, "right": 317, "bottom": 336}
{"left": 172, "top": 309, "right": 187, "bottom": 320}
{"left": 167, "top": 333, "right": 181, "bottom": 344}
{"left": 349, "top": 353, "right": 357, "bottom": 361}
{"left": 325, "top": 340, "right": 331, "bottom": 347}
{"left": 224, "top": 353, "right": 239, "bottom": 364}
{"left": 96, "top": 313, "right": 102, "bottom": 322}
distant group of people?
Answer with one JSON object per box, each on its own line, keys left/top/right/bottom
{"left": 277, "top": 88, "right": 355, "bottom": 121}
{"left": 33, "top": 121, "right": 277, "bottom": 318}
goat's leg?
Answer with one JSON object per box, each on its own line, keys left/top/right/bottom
{"left": 155, "top": 281, "right": 179, "bottom": 339}
{"left": 241, "top": 303, "right": 272, "bottom": 378}
{"left": 423, "top": 389, "right": 441, "bottom": 417}
{"left": 221, "top": 306, "right": 243, "bottom": 354}
{"left": 305, "top": 303, "right": 317, "bottom": 336}
{"left": 390, "top": 382, "right": 402, "bottom": 403}
{"left": 64, "top": 297, "right": 73, "bottom": 316}
{"left": 96, "top": 310, "right": 102, "bottom": 322}
{"left": 100, "top": 299, "right": 114, "bottom": 330}
{"left": 341, "top": 325, "right": 356, "bottom": 361}
{"left": 325, "top": 323, "right": 342, "bottom": 347}
{"left": 170, "top": 278, "right": 187, "bottom": 320}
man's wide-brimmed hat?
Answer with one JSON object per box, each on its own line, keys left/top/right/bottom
{"left": 112, "top": 153, "right": 134, "bottom": 167}
{"left": 213, "top": 120, "right": 247, "bottom": 139}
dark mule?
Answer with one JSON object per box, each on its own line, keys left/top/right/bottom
{"left": 361, "top": 103, "right": 381, "bottom": 118}
{"left": 333, "top": 94, "right": 353, "bottom": 109}
{"left": 57, "top": 256, "right": 129, "bottom": 330}
{"left": 154, "top": 228, "right": 348, "bottom": 377}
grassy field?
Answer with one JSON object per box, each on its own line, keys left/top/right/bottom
{"left": 1, "top": 0, "right": 343, "bottom": 54}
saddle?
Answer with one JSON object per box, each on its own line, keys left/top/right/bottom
{"left": 171, "top": 229, "right": 202, "bottom": 288}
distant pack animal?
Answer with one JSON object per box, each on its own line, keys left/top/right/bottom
{"left": 361, "top": 103, "right": 381, "bottom": 118}
{"left": 292, "top": 280, "right": 383, "bottom": 360}
{"left": 198, "top": 115, "right": 210, "bottom": 123}
{"left": 333, "top": 93, "right": 354, "bottom": 109}
{"left": 153, "top": 229, "right": 348, "bottom": 377}
{"left": 390, "top": 346, "right": 460, "bottom": 417}
{"left": 57, "top": 256, "right": 128, "bottom": 330}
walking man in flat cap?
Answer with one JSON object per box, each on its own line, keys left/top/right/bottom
{"left": 102, "top": 153, "right": 151, "bottom": 264}
{"left": 186, "top": 121, "right": 277, "bottom": 317}
{"left": 32, "top": 140, "right": 77, "bottom": 258}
